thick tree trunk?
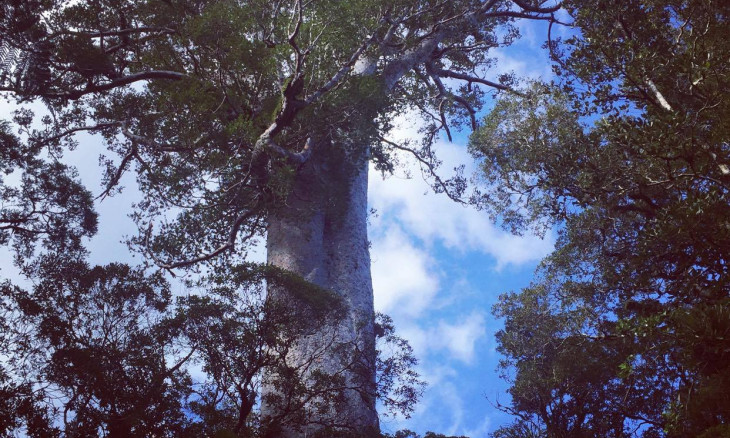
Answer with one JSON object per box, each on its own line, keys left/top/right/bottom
{"left": 263, "top": 148, "right": 378, "bottom": 436}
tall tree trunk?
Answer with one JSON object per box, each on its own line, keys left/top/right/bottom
{"left": 259, "top": 37, "right": 435, "bottom": 435}
{"left": 263, "top": 146, "right": 378, "bottom": 436}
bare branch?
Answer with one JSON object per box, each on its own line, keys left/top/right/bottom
{"left": 148, "top": 211, "right": 261, "bottom": 271}
{"left": 48, "top": 27, "right": 176, "bottom": 39}
{"left": 33, "top": 122, "right": 120, "bottom": 146}
{"left": 426, "top": 63, "right": 478, "bottom": 130}
{"left": 265, "top": 137, "right": 313, "bottom": 164}
{"left": 437, "top": 99, "right": 452, "bottom": 142}
{"left": 97, "top": 146, "right": 137, "bottom": 201}
{"left": 512, "top": 0, "right": 562, "bottom": 14}
{"left": 379, "top": 136, "right": 466, "bottom": 204}
{"left": 481, "top": 10, "right": 556, "bottom": 21}
{"left": 432, "top": 67, "right": 524, "bottom": 96}
{"left": 382, "top": 31, "right": 445, "bottom": 90}
{"left": 379, "top": 1, "right": 557, "bottom": 93}
{"left": 47, "top": 71, "right": 186, "bottom": 100}
{"left": 645, "top": 78, "right": 674, "bottom": 111}
{"left": 305, "top": 32, "right": 380, "bottom": 104}
{"left": 478, "top": 0, "right": 501, "bottom": 14}
{"left": 288, "top": 0, "right": 304, "bottom": 60}
{"left": 121, "top": 122, "right": 157, "bottom": 148}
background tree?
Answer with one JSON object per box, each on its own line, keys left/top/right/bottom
{"left": 0, "top": 255, "right": 192, "bottom": 437}
{"left": 0, "top": 120, "right": 96, "bottom": 269}
{"left": 1, "top": 0, "right": 560, "bottom": 435}
{"left": 470, "top": 1, "right": 730, "bottom": 436}
{"left": 0, "top": 253, "right": 424, "bottom": 437}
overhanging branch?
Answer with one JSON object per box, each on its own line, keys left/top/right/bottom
{"left": 512, "top": 0, "right": 562, "bottom": 14}
{"left": 47, "top": 70, "right": 186, "bottom": 100}
{"left": 146, "top": 211, "right": 262, "bottom": 271}
{"left": 432, "top": 67, "right": 524, "bottom": 96}
{"left": 265, "top": 137, "right": 313, "bottom": 164}
{"left": 379, "top": 135, "right": 466, "bottom": 204}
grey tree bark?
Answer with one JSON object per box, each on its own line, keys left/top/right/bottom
{"left": 260, "top": 26, "right": 460, "bottom": 437}
{"left": 263, "top": 146, "right": 378, "bottom": 436}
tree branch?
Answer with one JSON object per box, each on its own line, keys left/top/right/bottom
{"left": 426, "top": 63, "right": 478, "bottom": 130}
{"left": 511, "top": 0, "right": 562, "bottom": 14}
{"left": 47, "top": 71, "right": 186, "bottom": 100}
{"left": 265, "top": 137, "right": 313, "bottom": 164}
{"left": 48, "top": 27, "right": 176, "bottom": 39}
{"left": 379, "top": 136, "right": 466, "bottom": 204}
{"left": 33, "top": 122, "right": 120, "bottom": 146}
{"left": 431, "top": 67, "right": 524, "bottom": 96}
{"left": 147, "top": 211, "right": 261, "bottom": 271}
{"left": 305, "top": 31, "right": 380, "bottom": 104}
{"left": 97, "top": 145, "right": 137, "bottom": 201}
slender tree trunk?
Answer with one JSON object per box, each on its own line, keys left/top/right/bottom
{"left": 263, "top": 146, "right": 378, "bottom": 436}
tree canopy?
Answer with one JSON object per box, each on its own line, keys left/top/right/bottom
{"left": 0, "top": 0, "right": 563, "bottom": 436}
{"left": 0, "top": 250, "right": 426, "bottom": 436}
{"left": 0, "top": 0, "right": 556, "bottom": 271}
{"left": 470, "top": 0, "right": 730, "bottom": 437}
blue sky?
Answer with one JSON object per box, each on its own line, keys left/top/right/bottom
{"left": 369, "top": 17, "right": 568, "bottom": 435}
{"left": 369, "top": 124, "right": 553, "bottom": 435}
{"left": 0, "top": 15, "right": 570, "bottom": 437}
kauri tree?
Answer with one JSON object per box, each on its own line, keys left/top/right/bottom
{"left": 1, "top": 0, "right": 560, "bottom": 436}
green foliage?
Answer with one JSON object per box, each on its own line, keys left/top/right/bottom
{"left": 0, "top": 0, "right": 563, "bottom": 435}
{"left": 470, "top": 83, "right": 588, "bottom": 236}
{"left": 375, "top": 314, "right": 426, "bottom": 419}
{"left": 0, "top": 255, "right": 424, "bottom": 437}
{"left": 0, "top": 120, "right": 97, "bottom": 263}
{"left": 490, "top": 420, "right": 545, "bottom": 438}
{"left": 0, "top": 255, "right": 191, "bottom": 437}
{"left": 471, "top": 1, "right": 730, "bottom": 437}
{"left": 0, "top": 0, "right": 540, "bottom": 271}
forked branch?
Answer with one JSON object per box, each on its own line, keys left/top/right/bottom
{"left": 379, "top": 135, "right": 466, "bottom": 204}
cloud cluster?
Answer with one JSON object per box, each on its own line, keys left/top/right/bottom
{"left": 369, "top": 115, "right": 554, "bottom": 436}
{"left": 369, "top": 139, "right": 554, "bottom": 270}
{"left": 371, "top": 226, "right": 440, "bottom": 317}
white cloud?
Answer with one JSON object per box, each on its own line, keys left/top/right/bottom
{"left": 371, "top": 227, "right": 440, "bottom": 317}
{"left": 433, "top": 312, "right": 488, "bottom": 364}
{"left": 369, "top": 114, "right": 544, "bottom": 434}
{"left": 490, "top": 47, "right": 553, "bottom": 82}
{"left": 410, "top": 378, "right": 468, "bottom": 436}
{"left": 369, "top": 137, "right": 554, "bottom": 270}
{"left": 388, "top": 312, "right": 488, "bottom": 366}
{"left": 465, "top": 417, "right": 494, "bottom": 438}
{"left": 437, "top": 382, "right": 467, "bottom": 435}
{"left": 483, "top": 18, "right": 556, "bottom": 84}
{"left": 394, "top": 323, "right": 429, "bottom": 360}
